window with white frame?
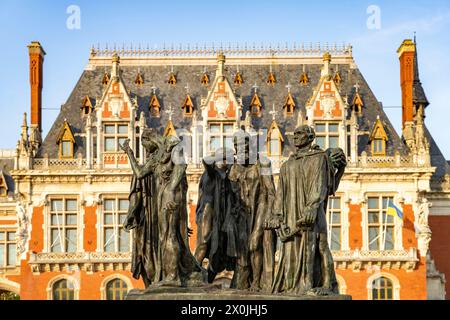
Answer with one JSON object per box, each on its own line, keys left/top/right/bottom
{"left": 208, "top": 122, "right": 234, "bottom": 155}
{"left": 314, "top": 122, "right": 340, "bottom": 149}
{"left": 367, "top": 196, "right": 395, "bottom": 250}
{"left": 104, "top": 123, "right": 128, "bottom": 152}
{"left": 0, "top": 230, "right": 16, "bottom": 267}
{"left": 49, "top": 198, "right": 78, "bottom": 253}
{"left": 326, "top": 196, "right": 342, "bottom": 251}
{"left": 102, "top": 198, "right": 130, "bottom": 252}
{"left": 371, "top": 277, "right": 394, "bottom": 300}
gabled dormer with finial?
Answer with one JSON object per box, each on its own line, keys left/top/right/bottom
{"left": 97, "top": 53, "right": 134, "bottom": 120}
{"left": 135, "top": 68, "right": 144, "bottom": 86}
{"left": 305, "top": 52, "right": 348, "bottom": 151}
{"left": 369, "top": 116, "right": 388, "bottom": 156}
{"left": 267, "top": 104, "right": 284, "bottom": 157}
{"left": 167, "top": 66, "right": 177, "bottom": 86}
{"left": 95, "top": 53, "right": 137, "bottom": 168}
{"left": 334, "top": 64, "right": 342, "bottom": 86}
{"left": 351, "top": 82, "right": 364, "bottom": 114}
{"left": 164, "top": 104, "right": 177, "bottom": 137}
{"left": 267, "top": 65, "right": 276, "bottom": 86}
{"left": 202, "top": 51, "right": 241, "bottom": 122}
{"left": 283, "top": 82, "right": 296, "bottom": 117}
{"left": 149, "top": 85, "right": 161, "bottom": 117}
{"left": 56, "top": 119, "right": 76, "bottom": 159}
{"left": 299, "top": 64, "right": 309, "bottom": 86}
{"left": 200, "top": 68, "right": 210, "bottom": 86}
{"left": 81, "top": 96, "right": 94, "bottom": 116}
{"left": 306, "top": 52, "right": 346, "bottom": 121}
{"left": 234, "top": 66, "right": 243, "bottom": 86}
{"left": 250, "top": 83, "right": 262, "bottom": 117}
{"left": 182, "top": 84, "right": 194, "bottom": 116}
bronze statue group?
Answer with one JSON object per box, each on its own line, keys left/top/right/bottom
{"left": 120, "top": 125, "right": 347, "bottom": 296}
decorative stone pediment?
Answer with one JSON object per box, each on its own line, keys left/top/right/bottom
{"left": 307, "top": 79, "right": 346, "bottom": 120}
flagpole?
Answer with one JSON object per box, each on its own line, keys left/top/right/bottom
{"left": 54, "top": 204, "right": 64, "bottom": 252}
{"left": 382, "top": 200, "right": 388, "bottom": 251}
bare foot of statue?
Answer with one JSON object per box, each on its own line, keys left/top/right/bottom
{"left": 151, "top": 279, "right": 181, "bottom": 288}
{"left": 306, "top": 286, "right": 335, "bottom": 296}
{"left": 249, "top": 282, "right": 261, "bottom": 292}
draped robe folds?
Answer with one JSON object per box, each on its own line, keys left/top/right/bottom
{"left": 195, "top": 163, "right": 238, "bottom": 275}
{"left": 128, "top": 147, "right": 203, "bottom": 287}
{"left": 228, "top": 160, "right": 276, "bottom": 291}
{"left": 272, "top": 149, "right": 334, "bottom": 294}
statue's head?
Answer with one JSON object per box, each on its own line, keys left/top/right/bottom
{"left": 233, "top": 131, "right": 251, "bottom": 161}
{"left": 141, "top": 128, "right": 161, "bottom": 153}
{"left": 214, "top": 147, "right": 234, "bottom": 169}
{"left": 294, "top": 125, "right": 315, "bottom": 149}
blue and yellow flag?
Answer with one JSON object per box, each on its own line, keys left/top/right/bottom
{"left": 387, "top": 200, "right": 403, "bottom": 220}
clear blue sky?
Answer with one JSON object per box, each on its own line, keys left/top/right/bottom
{"left": 1, "top": 0, "right": 450, "bottom": 157}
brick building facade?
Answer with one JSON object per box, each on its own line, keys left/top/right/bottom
{"left": 0, "top": 39, "right": 449, "bottom": 300}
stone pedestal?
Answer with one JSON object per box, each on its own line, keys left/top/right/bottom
{"left": 126, "top": 285, "right": 352, "bottom": 300}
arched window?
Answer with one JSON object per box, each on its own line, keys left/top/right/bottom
{"left": 106, "top": 279, "right": 128, "bottom": 300}
{"left": 371, "top": 277, "right": 393, "bottom": 300}
{"left": 52, "top": 279, "right": 75, "bottom": 300}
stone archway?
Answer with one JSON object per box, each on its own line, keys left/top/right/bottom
{"left": 0, "top": 279, "right": 20, "bottom": 300}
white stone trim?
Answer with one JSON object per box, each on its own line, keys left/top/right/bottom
{"left": 366, "top": 272, "right": 401, "bottom": 300}
{"left": 335, "top": 274, "right": 347, "bottom": 295}
{"left": 46, "top": 274, "right": 80, "bottom": 300}
{"left": 99, "top": 273, "right": 133, "bottom": 300}
{"left": 0, "top": 277, "right": 20, "bottom": 295}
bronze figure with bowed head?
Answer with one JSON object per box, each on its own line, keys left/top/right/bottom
{"left": 120, "top": 128, "right": 205, "bottom": 289}
{"left": 265, "top": 125, "right": 346, "bottom": 296}
{"left": 228, "top": 132, "right": 277, "bottom": 292}
{"left": 194, "top": 147, "right": 239, "bottom": 284}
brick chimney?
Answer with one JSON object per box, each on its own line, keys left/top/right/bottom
{"left": 27, "top": 41, "right": 46, "bottom": 133}
{"left": 397, "top": 39, "right": 415, "bottom": 130}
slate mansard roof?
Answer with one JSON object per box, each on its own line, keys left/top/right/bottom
{"left": 37, "top": 47, "right": 412, "bottom": 161}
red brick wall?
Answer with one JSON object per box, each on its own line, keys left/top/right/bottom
{"left": 348, "top": 204, "right": 362, "bottom": 249}
{"left": 337, "top": 256, "right": 427, "bottom": 300}
{"left": 83, "top": 205, "right": 97, "bottom": 252}
{"left": 429, "top": 215, "right": 450, "bottom": 299}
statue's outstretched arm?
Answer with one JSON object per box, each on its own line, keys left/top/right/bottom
{"left": 120, "top": 139, "right": 155, "bottom": 179}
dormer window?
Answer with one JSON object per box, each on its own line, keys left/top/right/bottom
{"left": 102, "top": 72, "right": 110, "bottom": 86}
{"left": 168, "top": 72, "right": 177, "bottom": 86}
{"left": 250, "top": 92, "right": 262, "bottom": 117}
{"left": 267, "top": 72, "right": 276, "bottom": 86}
{"left": 334, "top": 71, "right": 342, "bottom": 85}
{"left": 369, "top": 117, "right": 388, "bottom": 156}
{"left": 283, "top": 92, "right": 296, "bottom": 117}
{"left": 267, "top": 120, "right": 284, "bottom": 157}
{"left": 234, "top": 71, "right": 243, "bottom": 86}
{"left": 182, "top": 95, "right": 194, "bottom": 116}
{"left": 57, "top": 120, "right": 76, "bottom": 159}
{"left": 0, "top": 173, "right": 8, "bottom": 197}
{"left": 201, "top": 73, "right": 209, "bottom": 86}
{"left": 135, "top": 70, "right": 144, "bottom": 86}
{"left": 299, "top": 72, "right": 309, "bottom": 86}
{"left": 149, "top": 94, "right": 161, "bottom": 117}
{"left": 352, "top": 92, "right": 364, "bottom": 114}
{"left": 81, "top": 96, "right": 93, "bottom": 115}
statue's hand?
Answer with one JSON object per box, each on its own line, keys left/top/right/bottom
{"left": 329, "top": 148, "right": 347, "bottom": 170}
{"left": 119, "top": 138, "right": 131, "bottom": 153}
{"left": 304, "top": 209, "right": 318, "bottom": 227}
{"left": 264, "top": 216, "right": 281, "bottom": 230}
{"left": 165, "top": 201, "right": 179, "bottom": 212}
